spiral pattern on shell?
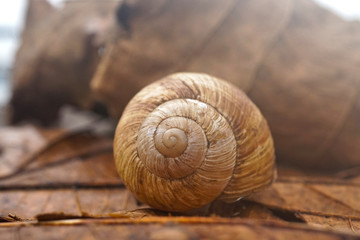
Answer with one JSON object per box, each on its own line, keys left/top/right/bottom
{"left": 114, "top": 73, "right": 276, "bottom": 212}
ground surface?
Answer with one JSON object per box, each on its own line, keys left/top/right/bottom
{"left": 0, "top": 126, "right": 360, "bottom": 239}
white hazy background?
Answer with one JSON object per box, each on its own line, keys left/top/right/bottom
{"left": 0, "top": 0, "right": 360, "bottom": 106}
{"left": 0, "top": 0, "right": 63, "bottom": 105}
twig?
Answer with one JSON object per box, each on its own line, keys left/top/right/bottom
{"left": 8, "top": 213, "right": 23, "bottom": 221}
{"left": 349, "top": 218, "right": 356, "bottom": 233}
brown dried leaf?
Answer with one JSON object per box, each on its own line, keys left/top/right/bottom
{"left": 0, "top": 126, "right": 117, "bottom": 187}
{"left": 298, "top": 214, "right": 360, "bottom": 234}
{"left": 11, "top": 0, "right": 120, "bottom": 124}
{"left": 250, "top": 181, "right": 360, "bottom": 216}
{"left": 247, "top": 177, "right": 360, "bottom": 233}
{"left": 109, "top": 209, "right": 168, "bottom": 219}
{"left": 2, "top": 127, "right": 360, "bottom": 238}
{"left": 0, "top": 126, "right": 45, "bottom": 178}
{"left": 309, "top": 184, "right": 360, "bottom": 212}
{"left": 0, "top": 189, "right": 139, "bottom": 219}
{"left": 90, "top": 0, "right": 360, "bottom": 171}
{"left": 1, "top": 217, "right": 359, "bottom": 240}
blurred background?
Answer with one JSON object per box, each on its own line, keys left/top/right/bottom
{"left": 0, "top": 0, "right": 360, "bottom": 172}
{"left": 0, "top": 0, "right": 63, "bottom": 124}
{"left": 1, "top": 0, "right": 359, "bottom": 116}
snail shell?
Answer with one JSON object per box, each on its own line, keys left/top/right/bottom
{"left": 114, "top": 73, "right": 276, "bottom": 212}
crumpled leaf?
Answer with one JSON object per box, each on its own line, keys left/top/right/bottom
{"left": 0, "top": 126, "right": 45, "bottom": 178}
{"left": 11, "top": 0, "right": 360, "bottom": 171}
{"left": 1, "top": 217, "right": 359, "bottom": 240}
{"left": 247, "top": 176, "right": 360, "bottom": 233}
{"left": 1, "top": 126, "right": 360, "bottom": 238}
{"left": 0, "top": 189, "right": 140, "bottom": 219}
{"left": 90, "top": 0, "right": 360, "bottom": 171}
{"left": 10, "top": 0, "right": 119, "bottom": 124}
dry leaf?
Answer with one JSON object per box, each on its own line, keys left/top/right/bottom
{"left": 0, "top": 126, "right": 45, "bottom": 178}
{"left": 11, "top": 0, "right": 360, "bottom": 171}
{"left": 10, "top": 0, "right": 119, "bottom": 124}
{"left": 91, "top": 0, "right": 360, "bottom": 171}
{"left": 1, "top": 217, "right": 359, "bottom": 240}
{"left": 1, "top": 126, "right": 360, "bottom": 238}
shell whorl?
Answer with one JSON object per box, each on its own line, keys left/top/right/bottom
{"left": 114, "top": 73, "right": 276, "bottom": 212}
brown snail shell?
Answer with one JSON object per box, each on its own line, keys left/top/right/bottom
{"left": 114, "top": 73, "right": 276, "bottom": 212}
